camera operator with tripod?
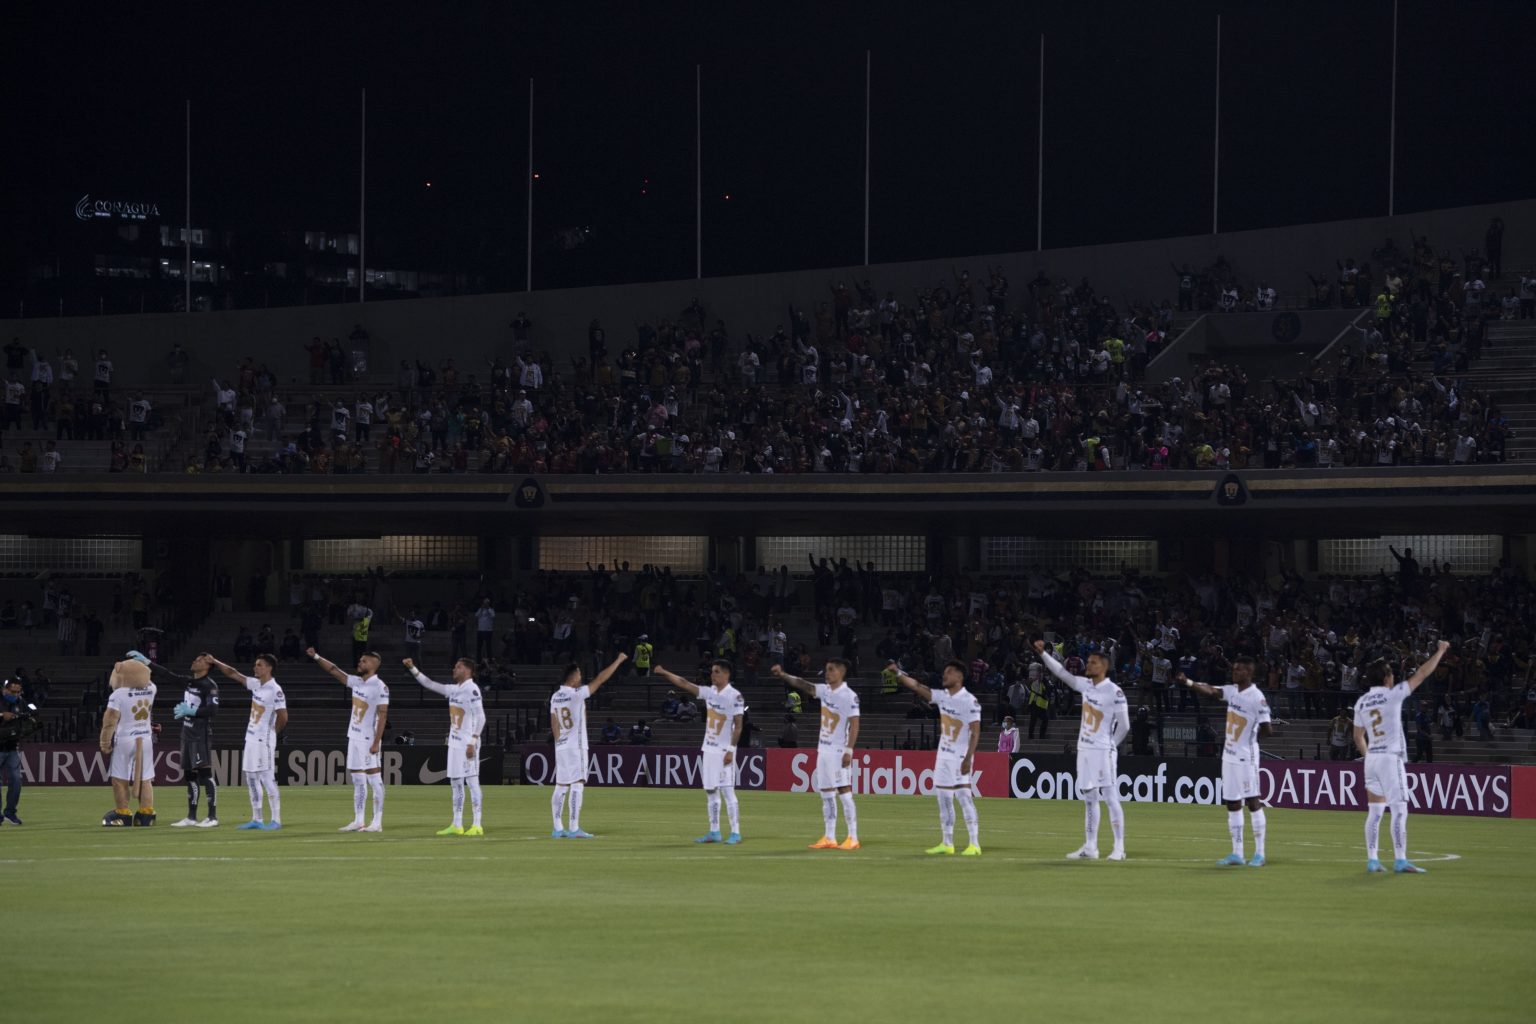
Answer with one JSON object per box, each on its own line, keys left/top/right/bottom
{"left": 0, "top": 677, "right": 40, "bottom": 825}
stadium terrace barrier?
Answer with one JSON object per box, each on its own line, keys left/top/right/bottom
{"left": 765, "top": 749, "right": 1010, "bottom": 798}
{"left": 1008, "top": 755, "right": 1524, "bottom": 818}
{"left": 18, "top": 744, "right": 503, "bottom": 786}
{"left": 518, "top": 745, "right": 768, "bottom": 791}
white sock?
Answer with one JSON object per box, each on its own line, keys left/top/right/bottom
{"left": 569, "top": 784, "right": 585, "bottom": 831}
{"left": 247, "top": 776, "right": 263, "bottom": 821}
{"left": 1105, "top": 791, "right": 1124, "bottom": 852}
{"left": 259, "top": 771, "right": 280, "bottom": 824}
{"left": 955, "top": 789, "right": 979, "bottom": 847}
{"left": 1389, "top": 802, "right": 1408, "bottom": 861}
{"left": 351, "top": 772, "right": 367, "bottom": 824}
{"left": 839, "top": 791, "right": 858, "bottom": 841}
{"left": 1083, "top": 791, "right": 1100, "bottom": 849}
{"left": 451, "top": 777, "right": 465, "bottom": 827}
{"left": 1365, "top": 804, "right": 1385, "bottom": 859}
{"left": 722, "top": 786, "right": 740, "bottom": 833}
{"left": 1228, "top": 809, "right": 1245, "bottom": 857}
{"left": 366, "top": 773, "right": 384, "bottom": 823}
{"left": 467, "top": 777, "right": 483, "bottom": 827}
{"left": 552, "top": 784, "right": 569, "bottom": 830}
{"left": 937, "top": 789, "right": 955, "bottom": 844}
{"left": 820, "top": 793, "right": 838, "bottom": 839}
{"left": 1251, "top": 809, "right": 1267, "bottom": 858}
{"left": 707, "top": 790, "right": 721, "bottom": 831}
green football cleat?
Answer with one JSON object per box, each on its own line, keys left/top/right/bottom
{"left": 437, "top": 825, "right": 465, "bottom": 836}
{"left": 925, "top": 843, "right": 955, "bottom": 855}
{"left": 960, "top": 844, "right": 982, "bottom": 857}
{"left": 463, "top": 826, "right": 484, "bottom": 836}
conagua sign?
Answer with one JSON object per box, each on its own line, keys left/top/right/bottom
{"left": 76, "top": 193, "right": 160, "bottom": 221}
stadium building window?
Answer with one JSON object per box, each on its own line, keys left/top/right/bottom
{"left": 0, "top": 535, "right": 142, "bottom": 573}
{"left": 757, "top": 536, "right": 925, "bottom": 573}
{"left": 981, "top": 538, "right": 1158, "bottom": 575}
{"left": 1317, "top": 535, "right": 1502, "bottom": 576}
{"left": 304, "top": 536, "right": 478, "bottom": 573}
{"left": 538, "top": 536, "right": 709, "bottom": 573}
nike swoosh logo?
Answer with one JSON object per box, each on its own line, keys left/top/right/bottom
{"left": 418, "top": 756, "right": 492, "bottom": 784}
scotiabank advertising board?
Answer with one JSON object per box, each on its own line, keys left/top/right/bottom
{"left": 16, "top": 744, "right": 502, "bottom": 786}
{"left": 1008, "top": 754, "right": 1522, "bottom": 818}
{"left": 519, "top": 745, "right": 768, "bottom": 790}
{"left": 765, "top": 749, "right": 1011, "bottom": 798}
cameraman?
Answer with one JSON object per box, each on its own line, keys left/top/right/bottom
{"left": 1, "top": 677, "right": 38, "bottom": 824}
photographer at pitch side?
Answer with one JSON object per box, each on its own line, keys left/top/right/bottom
{"left": 0, "top": 677, "right": 40, "bottom": 824}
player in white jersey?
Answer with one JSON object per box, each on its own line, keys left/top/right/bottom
{"left": 888, "top": 661, "right": 983, "bottom": 856}
{"left": 1353, "top": 640, "right": 1449, "bottom": 874}
{"left": 404, "top": 657, "right": 487, "bottom": 836}
{"left": 1178, "top": 654, "right": 1273, "bottom": 866}
{"left": 773, "top": 659, "right": 862, "bottom": 850}
{"left": 1035, "top": 640, "right": 1131, "bottom": 860}
{"left": 652, "top": 660, "right": 746, "bottom": 845}
{"left": 209, "top": 653, "right": 287, "bottom": 830}
{"left": 99, "top": 658, "right": 159, "bottom": 827}
{"left": 547, "top": 652, "right": 629, "bottom": 839}
{"left": 309, "top": 647, "right": 390, "bottom": 832}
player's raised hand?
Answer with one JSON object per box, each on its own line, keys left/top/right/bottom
{"left": 770, "top": 664, "right": 785, "bottom": 678}
{"left": 1174, "top": 672, "right": 1187, "bottom": 686}
{"left": 402, "top": 657, "right": 415, "bottom": 670}
{"left": 1435, "top": 640, "right": 1450, "bottom": 654}
{"left": 305, "top": 647, "right": 318, "bottom": 659}
{"left": 1031, "top": 640, "right": 1046, "bottom": 654}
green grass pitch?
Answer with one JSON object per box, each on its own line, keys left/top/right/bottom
{"left": 5, "top": 787, "right": 1534, "bottom": 1024}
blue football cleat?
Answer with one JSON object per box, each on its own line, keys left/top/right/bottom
{"left": 566, "top": 829, "right": 595, "bottom": 839}
{"left": 263, "top": 822, "right": 282, "bottom": 831}
{"left": 1217, "top": 853, "right": 1245, "bottom": 866}
{"left": 1247, "top": 855, "right": 1266, "bottom": 867}
{"left": 1366, "top": 858, "right": 1386, "bottom": 873}
{"left": 724, "top": 832, "right": 742, "bottom": 845}
{"left": 694, "top": 831, "right": 722, "bottom": 844}
{"left": 550, "top": 829, "right": 566, "bottom": 839}
{"left": 237, "top": 820, "right": 264, "bottom": 831}
{"left": 1393, "top": 859, "right": 1426, "bottom": 874}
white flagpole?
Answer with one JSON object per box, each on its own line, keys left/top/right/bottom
{"left": 695, "top": 64, "right": 702, "bottom": 281}
{"left": 1036, "top": 34, "right": 1045, "bottom": 251}
{"left": 1388, "top": 0, "right": 1398, "bottom": 216}
{"left": 359, "top": 86, "right": 367, "bottom": 303}
{"left": 1212, "top": 15, "right": 1221, "bottom": 235}
{"left": 863, "top": 50, "right": 871, "bottom": 267}
{"left": 184, "top": 99, "right": 191, "bottom": 314}
{"left": 527, "top": 77, "right": 534, "bottom": 292}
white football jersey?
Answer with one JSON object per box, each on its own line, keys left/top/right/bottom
{"left": 444, "top": 680, "right": 484, "bottom": 746}
{"left": 699, "top": 684, "right": 746, "bottom": 751}
{"left": 550, "top": 684, "right": 590, "bottom": 750}
{"left": 345, "top": 675, "right": 389, "bottom": 742}
{"left": 108, "top": 683, "right": 157, "bottom": 744}
{"left": 1220, "top": 684, "right": 1271, "bottom": 761}
{"left": 243, "top": 677, "right": 285, "bottom": 745}
{"left": 1353, "top": 683, "right": 1410, "bottom": 757}
{"left": 931, "top": 686, "right": 982, "bottom": 758}
{"left": 815, "top": 682, "right": 860, "bottom": 749}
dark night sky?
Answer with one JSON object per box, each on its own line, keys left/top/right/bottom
{"left": 5, "top": 0, "right": 1533, "bottom": 292}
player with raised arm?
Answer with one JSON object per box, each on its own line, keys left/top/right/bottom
{"left": 652, "top": 661, "right": 746, "bottom": 845}
{"left": 309, "top": 647, "right": 390, "bottom": 832}
{"left": 129, "top": 649, "right": 221, "bottom": 828}
{"left": 1177, "top": 654, "right": 1273, "bottom": 866}
{"left": 1353, "top": 640, "right": 1450, "bottom": 874}
{"left": 548, "top": 652, "right": 629, "bottom": 838}
{"left": 207, "top": 653, "right": 287, "bottom": 830}
{"left": 887, "top": 661, "right": 982, "bottom": 856}
{"left": 404, "top": 657, "right": 487, "bottom": 835}
{"left": 1034, "top": 639, "right": 1131, "bottom": 860}
{"left": 773, "top": 659, "right": 862, "bottom": 850}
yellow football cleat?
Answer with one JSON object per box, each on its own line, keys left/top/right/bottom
{"left": 961, "top": 844, "right": 983, "bottom": 856}
{"left": 837, "top": 837, "right": 861, "bottom": 851}
{"left": 925, "top": 843, "right": 955, "bottom": 855}
{"left": 809, "top": 836, "right": 839, "bottom": 849}
{"left": 437, "top": 825, "right": 465, "bottom": 836}
{"left": 463, "top": 826, "right": 485, "bottom": 836}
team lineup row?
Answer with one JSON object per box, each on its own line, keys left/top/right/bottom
{"left": 97, "top": 637, "right": 1450, "bottom": 871}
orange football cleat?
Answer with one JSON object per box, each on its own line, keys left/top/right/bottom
{"left": 837, "top": 837, "right": 861, "bottom": 851}
{"left": 809, "top": 836, "right": 839, "bottom": 849}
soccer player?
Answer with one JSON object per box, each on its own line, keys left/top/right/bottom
{"left": 1353, "top": 640, "right": 1450, "bottom": 874}
{"left": 548, "top": 652, "right": 629, "bottom": 838}
{"left": 208, "top": 654, "right": 286, "bottom": 830}
{"left": 404, "top": 657, "right": 487, "bottom": 836}
{"left": 772, "top": 660, "right": 861, "bottom": 850}
{"left": 154, "top": 652, "right": 221, "bottom": 828}
{"left": 1177, "top": 655, "right": 1272, "bottom": 866}
{"left": 887, "top": 661, "right": 982, "bottom": 856}
{"left": 99, "top": 658, "right": 158, "bottom": 827}
{"left": 309, "top": 647, "right": 390, "bottom": 832}
{"left": 1034, "top": 639, "right": 1130, "bottom": 861}
{"left": 652, "top": 661, "right": 746, "bottom": 844}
